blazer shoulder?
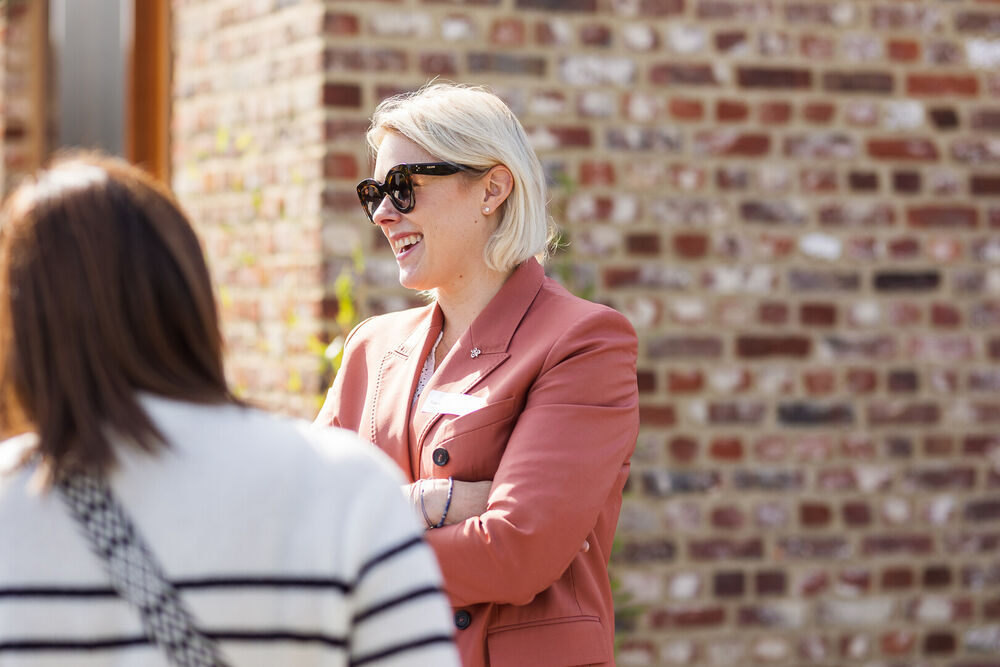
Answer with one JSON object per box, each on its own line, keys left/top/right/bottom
{"left": 533, "top": 274, "right": 636, "bottom": 338}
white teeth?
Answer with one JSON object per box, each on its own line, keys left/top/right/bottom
{"left": 393, "top": 234, "right": 423, "bottom": 253}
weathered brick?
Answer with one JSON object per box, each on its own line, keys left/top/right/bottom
{"left": 737, "top": 66, "right": 812, "bottom": 89}
{"left": 907, "top": 74, "right": 979, "bottom": 97}
{"left": 822, "top": 71, "right": 894, "bottom": 94}
{"left": 651, "top": 63, "right": 719, "bottom": 86}
{"left": 867, "top": 138, "right": 939, "bottom": 161}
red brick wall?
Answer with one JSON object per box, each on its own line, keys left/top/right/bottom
{"left": 170, "top": 1, "right": 1000, "bottom": 664}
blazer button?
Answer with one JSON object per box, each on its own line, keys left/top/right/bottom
{"left": 432, "top": 447, "right": 450, "bottom": 466}
{"left": 454, "top": 610, "right": 471, "bottom": 630}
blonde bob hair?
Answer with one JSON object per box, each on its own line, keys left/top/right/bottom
{"left": 367, "top": 82, "right": 554, "bottom": 272}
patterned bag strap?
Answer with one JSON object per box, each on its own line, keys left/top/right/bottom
{"left": 57, "top": 472, "right": 229, "bottom": 667}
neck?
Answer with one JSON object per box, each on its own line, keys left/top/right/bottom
{"left": 435, "top": 266, "right": 512, "bottom": 349}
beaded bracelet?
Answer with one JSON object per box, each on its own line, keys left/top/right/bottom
{"left": 418, "top": 479, "right": 434, "bottom": 529}
{"left": 434, "top": 476, "right": 455, "bottom": 529}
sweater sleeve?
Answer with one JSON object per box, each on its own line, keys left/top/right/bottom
{"left": 346, "top": 450, "right": 461, "bottom": 667}
{"left": 424, "top": 308, "right": 639, "bottom": 607}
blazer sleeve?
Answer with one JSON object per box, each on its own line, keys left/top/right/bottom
{"left": 423, "top": 308, "right": 639, "bottom": 607}
{"left": 315, "top": 316, "right": 375, "bottom": 429}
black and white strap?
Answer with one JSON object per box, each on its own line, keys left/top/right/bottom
{"left": 57, "top": 472, "right": 228, "bottom": 667}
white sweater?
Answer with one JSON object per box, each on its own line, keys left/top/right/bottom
{"left": 0, "top": 395, "right": 460, "bottom": 667}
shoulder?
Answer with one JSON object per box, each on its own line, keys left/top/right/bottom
{"left": 293, "top": 421, "right": 406, "bottom": 488}
{"left": 530, "top": 273, "right": 637, "bottom": 341}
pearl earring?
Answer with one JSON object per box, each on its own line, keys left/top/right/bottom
{"left": 483, "top": 207, "right": 491, "bottom": 213}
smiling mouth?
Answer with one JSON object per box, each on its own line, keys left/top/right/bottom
{"left": 393, "top": 234, "right": 423, "bottom": 254}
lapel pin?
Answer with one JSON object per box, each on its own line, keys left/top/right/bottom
{"left": 470, "top": 347, "right": 481, "bottom": 359}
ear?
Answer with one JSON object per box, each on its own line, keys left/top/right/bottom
{"left": 481, "top": 165, "right": 514, "bottom": 214}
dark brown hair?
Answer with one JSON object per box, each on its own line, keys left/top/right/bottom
{"left": 0, "top": 152, "right": 236, "bottom": 482}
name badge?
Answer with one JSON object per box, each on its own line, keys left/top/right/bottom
{"left": 421, "top": 390, "right": 487, "bottom": 416}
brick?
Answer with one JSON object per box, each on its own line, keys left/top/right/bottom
{"left": 923, "top": 632, "right": 956, "bottom": 655}
{"left": 777, "top": 537, "right": 849, "bottom": 560}
{"left": 881, "top": 567, "right": 914, "bottom": 590}
{"left": 516, "top": 0, "right": 596, "bottom": 9}
{"left": 651, "top": 63, "right": 719, "bottom": 86}
{"left": 778, "top": 402, "right": 853, "bottom": 426}
{"left": 842, "top": 501, "right": 871, "bottom": 526}
{"left": 784, "top": 133, "right": 855, "bottom": 159}
{"left": 695, "top": 131, "right": 770, "bottom": 157}
{"left": 669, "top": 436, "right": 699, "bottom": 462}
{"left": 650, "top": 605, "right": 726, "bottom": 628}
{"left": 972, "top": 175, "right": 1000, "bottom": 195}
{"left": 668, "top": 369, "right": 704, "bottom": 392}
{"left": 800, "top": 503, "right": 832, "bottom": 527}
{"left": 323, "top": 12, "right": 360, "bottom": 36}
{"left": 673, "top": 233, "right": 709, "bottom": 258}
{"left": 822, "top": 71, "right": 894, "bottom": 94}
{"left": 908, "top": 206, "right": 978, "bottom": 229}
{"left": 755, "top": 571, "right": 786, "bottom": 596}
{"left": 788, "top": 269, "right": 861, "bottom": 291}
{"left": 468, "top": 52, "right": 546, "bottom": 76}
{"left": 800, "top": 303, "right": 836, "bottom": 326}
{"left": 714, "top": 571, "right": 745, "bottom": 597}
{"left": 802, "top": 101, "right": 835, "bottom": 124}
{"left": 709, "top": 437, "right": 743, "bottom": 461}
{"left": 734, "top": 469, "right": 804, "bottom": 491}
{"left": 737, "top": 336, "right": 810, "bottom": 358}
{"left": 887, "top": 370, "right": 919, "bottom": 393}
{"left": 907, "top": 74, "right": 979, "bottom": 97}
{"left": 710, "top": 506, "right": 745, "bottom": 529}
{"left": 929, "top": 107, "right": 960, "bottom": 130}
{"left": 322, "top": 82, "right": 362, "bottom": 107}
{"left": 873, "top": 271, "right": 940, "bottom": 291}
{"left": 887, "top": 39, "right": 920, "bottom": 62}
{"left": 715, "top": 30, "right": 746, "bottom": 53}
{"left": 619, "top": 539, "right": 676, "bottom": 563}
{"left": 419, "top": 52, "right": 458, "bottom": 76}
{"left": 956, "top": 11, "right": 1000, "bottom": 32}
{"left": 965, "top": 499, "right": 1000, "bottom": 522}
{"left": 669, "top": 97, "right": 705, "bottom": 121}
{"left": 640, "top": 404, "right": 676, "bottom": 426}
{"left": 758, "top": 101, "right": 791, "bottom": 125}
{"left": 689, "top": 538, "right": 764, "bottom": 560}
{"left": 868, "top": 401, "right": 940, "bottom": 425}
{"left": 923, "top": 566, "right": 952, "bottom": 588}
{"left": 951, "top": 138, "right": 1000, "bottom": 165}
{"left": 578, "top": 23, "right": 612, "bottom": 46}
{"left": 867, "top": 138, "right": 939, "bottom": 161}
{"left": 971, "top": 109, "right": 1000, "bottom": 132}
{"left": 892, "top": 171, "right": 921, "bottom": 194}
{"left": 737, "top": 67, "right": 812, "bottom": 89}
{"left": 716, "top": 99, "right": 749, "bottom": 122}
{"left": 490, "top": 18, "right": 525, "bottom": 46}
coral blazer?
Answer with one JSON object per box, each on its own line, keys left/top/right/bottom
{"left": 317, "top": 258, "right": 639, "bottom": 667}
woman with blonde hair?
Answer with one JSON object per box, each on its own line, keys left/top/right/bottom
{"left": 0, "top": 153, "right": 459, "bottom": 666}
{"left": 317, "top": 83, "right": 639, "bottom": 666}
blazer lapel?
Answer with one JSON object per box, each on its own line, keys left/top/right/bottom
{"left": 370, "top": 305, "right": 442, "bottom": 480}
{"left": 411, "top": 259, "right": 546, "bottom": 461}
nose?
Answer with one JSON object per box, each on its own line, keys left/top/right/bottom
{"left": 371, "top": 194, "right": 400, "bottom": 227}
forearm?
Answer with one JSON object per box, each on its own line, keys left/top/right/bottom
{"left": 403, "top": 479, "right": 492, "bottom": 528}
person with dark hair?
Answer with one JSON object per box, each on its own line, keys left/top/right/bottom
{"left": 0, "top": 153, "right": 460, "bottom": 667}
{"left": 316, "top": 83, "right": 640, "bottom": 666}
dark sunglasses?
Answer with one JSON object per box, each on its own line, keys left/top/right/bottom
{"left": 356, "top": 162, "right": 474, "bottom": 223}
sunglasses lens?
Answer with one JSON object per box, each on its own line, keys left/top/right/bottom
{"left": 358, "top": 183, "right": 383, "bottom": 220}
{"left": 386, "top": 170, "right": 413, "bottom": 212}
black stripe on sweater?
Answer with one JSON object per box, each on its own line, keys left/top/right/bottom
{"left": 0, "top": 576, "right": 352, "bottom": 599}
{"left": 350, "top": 634, "right": 454, "bottom": 666}
{"left": 355, "top": 534, "right": 424, "bottom": 581}
{"left": 0, "top": 630, "right": 349, "bottom": 652}
{"left": 352, "top": 585, "right": 444, "bottom": 623}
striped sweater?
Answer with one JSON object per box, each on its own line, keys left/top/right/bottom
{"left": 0, "top": 395, "right": 460, "bottom": 667}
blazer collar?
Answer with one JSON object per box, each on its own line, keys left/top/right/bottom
{"left": 466, "top": 257, "right": 545, "bottom": 356}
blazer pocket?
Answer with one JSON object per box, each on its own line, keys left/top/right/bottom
{"left": 424, "top": 397, "right": 516, "bottom": 481}
{"left": 435, "top": 396, "right": 516, "bottom": 443}
{"left": 486, "top": 615, "right": 609, "bottom": 667}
